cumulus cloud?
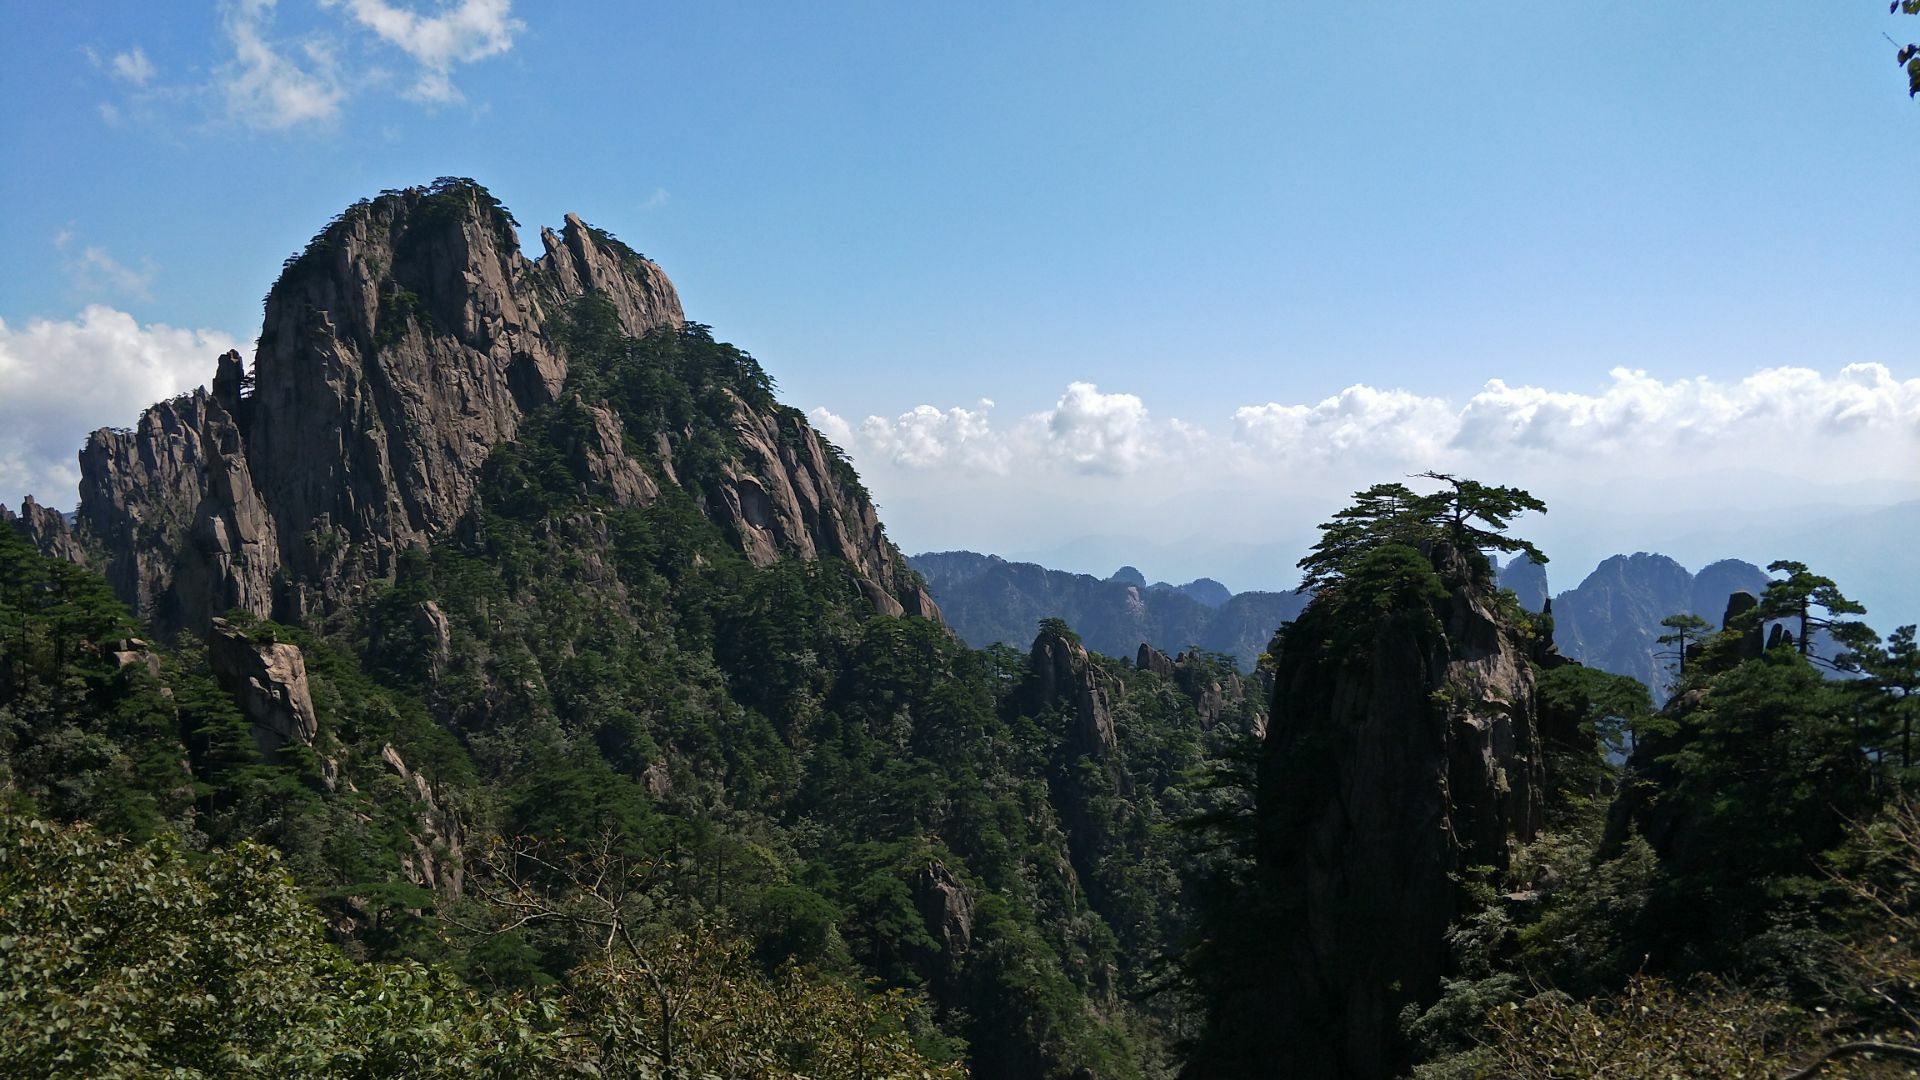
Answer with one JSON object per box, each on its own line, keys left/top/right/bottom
{"left": 1452, "top": 364, "right": 1920, "bottom": 455}
{"left": 327, "top": 0, "right": 521, "bottom": 103}
{"left": 221, "top": 0, "right": 348, "bottom": 130}
{"left": 855, "top": 400, "right": 1012, "bottom": 473}
{"left": 1233, "top": 385, "right": 1456, "bottom": 462}
{"left": 1043, "top": 382, "right": 1157, "bottom": 475}
{"left": 0, "top": 306, "right": 239, "bottom": 509}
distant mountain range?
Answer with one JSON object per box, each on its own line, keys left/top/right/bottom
{"left": 916, "top": 547, "right": 1787, "bottom": 699}
{"left": 907, "top": 551, "right": 1309, "bottom": 670}
{"left": 1498, "top": 553, "right": 1773, "bottom": 701}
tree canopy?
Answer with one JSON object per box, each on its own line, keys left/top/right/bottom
{"left": 1297, "top": 472, "right": 1547, "bottom": 592}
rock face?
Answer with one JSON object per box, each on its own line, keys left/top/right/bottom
{"left": 1137, "top": 642, "right": 1246, "bottom": 729}
{"left": 915, "top": 860, "right": 977, "bottom": 958}
{"left": 1493, "top": 553, "right": 1549, "bottom": 613}
{"left": 1254, "top": 544, "right": 1546, "bottom": 1079}
{"left": 381, "top": 743, "right": 466, "bottom": 899}
{"left": 53, "top": 180, "right": 934, "bottom": 636}
{"left": 712, "top": 396, "right": 937, "bottom": 618}
{"left": 207, "top": 617, "right": 319, "bottom": 753}
{"left": 7, "top": 497, "right": 86, "bottom": 565}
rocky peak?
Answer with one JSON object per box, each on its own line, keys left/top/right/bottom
{"left": 9, "top": 496, "right": 85, "bottom": 566}
{"left": 1254, "top": 542, "right": 1545, "bottom": 1077}
{"left": 1723, "top": 589, "right": 1764, "bottom": 661}
{"left": 538, "top": 213, "right": 684, "bottom": 339}
{"left": 1030, "top": 624, "right": 1116, "bottom": 759}
{"left": 55, "top": 179, "right": 933, "bottom": 636}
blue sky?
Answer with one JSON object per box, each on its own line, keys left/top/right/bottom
{"left": 3, "top": 2, "right": 1917, "bottom": 619}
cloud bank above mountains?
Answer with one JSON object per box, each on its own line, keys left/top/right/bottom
{"left": 0, "top": 298, "right": 1912, "bottom": 628}
{"left": 818, "top": 364, "right": 1920, "bottom": 486}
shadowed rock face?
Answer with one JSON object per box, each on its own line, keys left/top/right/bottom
{"left": 51, "top": 180, "right": 933, "bottom": 635}
{"left": 1254, "top": 545, "right": 1546, "bottom": 1079}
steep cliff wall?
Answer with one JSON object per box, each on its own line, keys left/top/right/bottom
{"left": 1253, "top": 544, "right": 1546, "bottom": 1078}
{"left": 56, "top": 179, "right": 932, "bottom": 634}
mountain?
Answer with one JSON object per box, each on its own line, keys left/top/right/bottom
{"left": 1, "top": 179, "right": 1268, "bottom": 1078}
{"left": 32, "top": 179, "right": 933, "bottom": 637}
{"left": 909, "top": 549, "right": 1310, "bottom": 670}
{"left": 1494, "top": 552, "right": 1772, "bottom": 700}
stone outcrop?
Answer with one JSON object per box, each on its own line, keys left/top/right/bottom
{"left": 1724, "top": 589, "right": 1764, "bottom": 661}
{"left": 78, "top": 387, "right": 281, "bottom": 633}
{"left": 1137, "top": 642, "right": 1248, "bottom": 729}
{"left": 575, "top": 404, "right": 659, "bottom": 509}
{"left": 1253, "top": 544, "right": 1546, "bottom": 1079}
{"left": 713, "top": 396, "right": 938, "bottom": 618}
{"left": 207, "top": 617, "right": 319, "bottom": 753}
{"left": 380, "top": 743, "right": 466, "bottom": 899}
{"left": 1031, "top": 626, "right": 1116, "bottom": 759}
{"left": 538, "top": 213, "right": 684, "bottom": 339}
{"left": 1136, "top": 642, "right": 1175, "bottom": 678}
{"left": 915, "top": 860, "right": 977, "bottom": 957}
{"left": 49, "top": 180, "right": 936, "bottom": 636}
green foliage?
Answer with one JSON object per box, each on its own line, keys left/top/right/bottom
{"left": 1897, "top": 1, "right": 1920, "bottom": 97}
{"left": 1753, "top": 559, "right": 1869, "bottom": 666}
{"left": 1297, "top": 473, "right": 1546, "bottom": 593}
{"left": 1534, "top": 664, "right": 1648, "bottom": 820}
{"left": 0, "top": 815, "right": 564, "bottom": 1078}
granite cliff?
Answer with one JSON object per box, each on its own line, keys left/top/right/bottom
{"left": 24, "top": 180, "right": 934, "bottom": 634}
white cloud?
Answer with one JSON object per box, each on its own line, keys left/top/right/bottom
{"left": 111, "top": 46, "right": 156, "bottom": 86}
{"left": 86, "top": 1, "right": 523, "bottom": 133}
{"left": 221, "top": 0, "right": 348, "bottom": 130}
{"left": 0, "top": 306, "right": 239, "bottom": 510}
{"left": 1043, "top": 382, "right": 1156, "bottom": 475}
{"left": 328, "top": 0, "right": 520, "bottom": 103}
{"left": 1233, "top": 384, "right": 1456, "bottom": 462}
{"left": 859, "top": 399, "right": 1012, "bottom": 473}
{"left": 808, "top": 407, "right": 856, "bottom": 449}
{"left": 1451, "top": 364, "right": 1920, "bottom": 456}
{"left": 818, "top": 364, "right": 1920, "bottom": 489}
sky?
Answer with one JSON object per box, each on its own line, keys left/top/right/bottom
{"left": 2, "top": 2, "right": 1917, "bottom": 622}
